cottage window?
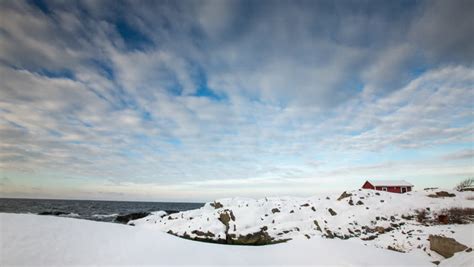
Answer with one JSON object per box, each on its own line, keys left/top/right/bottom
{"left": 382, "top": 187, "right": 387, "bottom": 191}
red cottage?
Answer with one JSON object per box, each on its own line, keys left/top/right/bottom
{"left": 362, "top": 180, "right": 413, "bottom": 193}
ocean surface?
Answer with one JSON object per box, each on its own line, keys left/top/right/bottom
{"left": 0, "top": 198, "right": 204, "bottom": 223}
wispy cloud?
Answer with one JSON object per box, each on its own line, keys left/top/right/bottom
{"left": 0, "top": 0, "right": 472, "bottom": 201}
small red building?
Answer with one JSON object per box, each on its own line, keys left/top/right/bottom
{"left": 362, "top": 180, "right": 413, "bottom": 193}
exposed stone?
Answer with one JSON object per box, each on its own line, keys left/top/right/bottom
{"left": 300, "top": 203, "right": 310, "bottom": 207}
{"left": 191, "top": 230, "right": 215, "bottom": 237}
{"left": 387, "top": 246, "right": 405, "bottom": 253}
{"left": 311, "top": 206, "right": 316, "bottom": 212}
{"left": 356, "top": 200, "right": 364, "bottom": 205}
{"left": 313, "top": 220, "right": 322, "bottom": 232}
{"left": 348, "top": 199, "right": 354, "bottom": 206}
{"left": 429, "top": 235, "right": 468, "bottom": 258}
{"left": 115, "top": 212, "right": 150, "bottom": 224}
{"left": 328, "top": 208, "right": 337, "bottom": 216}
{"left": 361, "top": 235, "right": 378, "bottom": 241}
{"left": 428, "top": 191, "right": 456, "bottom": 198}
{"left": 271, "top": 208, "right": 280, "bottom": 214}
{"left": 337, "top": 191, "right": 353, "bottom": 201}
{"left": 210, "top": 201, "right": 224, "bottom": 209}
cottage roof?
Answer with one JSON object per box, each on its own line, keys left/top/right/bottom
{"left": 366, "top": 180, "right": 413, "bottom": 187}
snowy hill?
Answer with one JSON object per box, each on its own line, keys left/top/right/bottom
{"left": 131, "top": 189, "right": 474, "bottom": 264}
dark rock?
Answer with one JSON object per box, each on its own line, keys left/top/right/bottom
{"left": 38, "top": 211, "right": 68, "bottom": 216}
{"left": 356, "top": 200, "right": 364, "bottom": 205}
{"left": 380, "top": 200, "right": 384, "bottom": 203}
{"left": 428, "top": 191, "right": 456, "bottom": 198}
{"left": 313, "top": 220, "right": 322, "bottom": 232}
{"left": 466, "top": 248, "right": 472, "bottom": 252}
{"left": 115, "top": 212, "right": 150, "bottom": 224}
{"left": 326, "top": 197, "right": 330, "bottom": 200}
{"left": 375, "top": 192, "right": 380, "bottom": 196}
{"left": 191, "top": 230, "right": 215, "bottom": 237}
{"left": 401, "top": 214, "right": 414, "bottom": 220}
{"left": 271, "top": 208, "right": 280, "bottom": 214}
{"left": 290, "top": 210, "right": 294, "bottom": 213}
{"left": 305, "top": 234, "right": 311, "bottom": 239}
{"left": 361, "top": 235, "right": 378, "bottom": 241}
{"left": 311, "top": 206, "right": 316, "bottom": 212}
{"left": 348, "top": 199, "right": 354, "bottom": 206}
{"left": 328, "top": 208, "right": 337, "bottom": 216}
{"left": 300, "top": 203, "right": 310, "bottom": 207}
{"left": 429, "top": 235, "right": 468, "bottom": 258}
{"left": 387, "top": 246, "right": 405, "bottom": 253}
{"left": 210, "top": 201, "right": 224, "bottom": 209}
{"left": 337, "top": 191, "right": 352, "bottom": 201}
{"left": 432, "top": 261, "right": 440, "bottom": 265}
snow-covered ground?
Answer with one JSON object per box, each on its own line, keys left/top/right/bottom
{"left": 1, "top": 213, "right": 431, "bottom": 266}
{"left": 1, "top": 189, "right": 472, "bottom": 266}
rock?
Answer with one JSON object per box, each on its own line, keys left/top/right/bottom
{"left": 356, "top": 200, "right": 364, "bottom": 205}
{"left": 305, "top": 234, "right": 311, "bottom": 239}
{"left": 375, "top": 226, "right": 385, "bottom": 234}
{"left": 311, "top": 206, "right": 316, "bottom": 212}
{"left": 428, "top": 191, "right": 456, "bottom": 198}
{"left": 375, "top": 192, "right": 380, "bottom": 196}
{"left": 361, "top": 235, "right": 378, "bottom": 241}
{"left": 313, "top": 220, "right": 322, "bottom": 232}
{"left": 348, "top": 199, "right": 354, "bottom": 206}
{"left": 380, "top": 200, "right": 384, "bottom": 203}
{"left": 228, "top": 229, "right": 275, "bottom": 246}
{"left": 219, "top": 212, "right": 231, "bottom": 230}
{"left": 38, "top": 211, "right": 68, "bottom": 216}
{"left": 431, "top": 261, "right": 440, "bottom": 265}
{"left": 115, "top": 212, "right": 150, "bottom": 224}
{"left": 387, "top": 246, "right": 405, "bottom": 253}
{"left": 300, "top": 203, "right": 310, "bottom": 207}
{"left": 191, "top": 230, "right": 215, "bottom": 237}
{"left": 466, "top": 248, "right": 472, "bottom": 252}
{"left": 328, "top": 208, "right": 337, "bottom": 216}
{"left": 401, "top": 214, "right": 414, "bottom": 220}
{"left": 210, "top": 201, "right": 224, "bottom": 209}
{"left": 290, "top": 210, "right": 294, "bottom": 213}
{"left": 429, "top": 235, "right": 468, "bottom": 258}
{"left": 271, "top": 208, "right": 280, "bottom": 214}
{"left": 337, "top": 191, "right": 352, "bottom": 201}
{"left": 326, "top": 197, "right": 330, "bottom": 200}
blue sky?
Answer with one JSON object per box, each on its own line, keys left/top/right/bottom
{"left": 0, "top": 0, "right": 473, "bottom": 202}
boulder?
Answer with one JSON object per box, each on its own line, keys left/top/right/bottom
{"left": 328, "top": 208, "right": 337, "bottom": 216}
{"left": 115, "top": 212, "right": 150, "bottom": 224}
{"left": 271, "top": 208, "right": 280, "bottom": 213}
{"left": 210, "top": 201, "right": 224, "bottom": 209}
{"left": 429, "top": 235, "right": 468, "bottom": 258}
{"left": 337, "top": 191, "right": 352, "bottom": 201}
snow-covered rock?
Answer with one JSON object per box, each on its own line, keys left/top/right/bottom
{"left": 131, "top": 189, "right": 474, "bottom": 264}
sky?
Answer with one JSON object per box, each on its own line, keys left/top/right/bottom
{"left": 0, "top": 0, "right": 473, "bottom": 202}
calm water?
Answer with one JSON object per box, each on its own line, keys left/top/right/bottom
{"left": 0, "top": 198, "right": 204, "bottom": 222}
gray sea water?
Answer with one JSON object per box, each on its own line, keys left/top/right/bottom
{"left": 0, "top": 198, "right": 204, "bottom": 222}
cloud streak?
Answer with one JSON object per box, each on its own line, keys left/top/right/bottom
{"left": 0, "top": 0, "right": 473, "bottom": 201}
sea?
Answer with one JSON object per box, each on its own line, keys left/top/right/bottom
{"left": 0, "top": 198, "right": 204, "bottom": 223}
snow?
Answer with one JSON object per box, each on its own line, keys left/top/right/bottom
{"left": 366, "top": 180, "right": 414, "bottom": 187}
{"left": 0, "top": 213, "right": 430, "bottom": 266}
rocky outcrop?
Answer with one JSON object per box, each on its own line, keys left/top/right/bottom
{"left": 328, "top": 208, "right": 337, "bottom": 216}
{"left": 271, "top": 208, "right": 280, "bottom": 214}
{"left": 429, "top": 235, "right": 468, "bottom": 258}
{"left": 210, "top": 201, "right": 224, "bottom": 209}
{"left": 115, "top": 212, "right": 150, "bottom": 224}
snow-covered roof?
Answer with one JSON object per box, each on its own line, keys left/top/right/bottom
{"left": 366, "top": 180, "right": 413, "bottom": 187}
